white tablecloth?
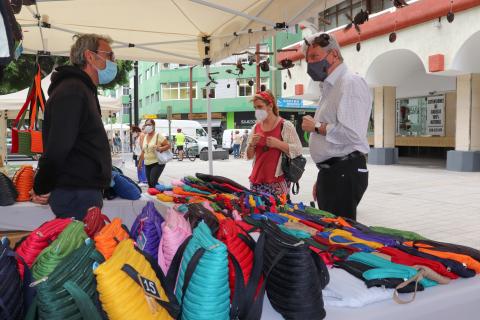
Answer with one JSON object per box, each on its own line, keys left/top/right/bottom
{"left": 0, "top": 196, "right": 149, "bottom": 231}
{"left": 149, "top": 196, "right": 480, "bottom": 320}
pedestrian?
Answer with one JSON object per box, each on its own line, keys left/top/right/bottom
{"left": 137, "top": 119, "right": 171, "bottom": 188}
{"left": 301, "top": 33, "right": 371, "bottom": 220}
{"left": 32, "top": 33, "right": 115, "bottom": 220}
{"left": 131, "top": 125, "right": 147, "bottom": 185}
{"left": 246, "top": 91, "right": 303, "bottom": 196}
{"left": 113, "top": 133, "right": 121, "bottom": 153}
{"left": 232, "top": 130, "right": 242, "bottom": 158}
{"left": 240, "top": 129, "right": 249, "bottom": 157}
{"left": 175, "top": 128, "right": 185, "bottom": 161}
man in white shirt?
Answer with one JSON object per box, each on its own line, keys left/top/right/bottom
{"left": 301, "top": 33, "right": 372, "bottom": 220}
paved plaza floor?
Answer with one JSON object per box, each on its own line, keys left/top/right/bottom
{"left": 115, "top": 152, "right": 480, "bottom": 249}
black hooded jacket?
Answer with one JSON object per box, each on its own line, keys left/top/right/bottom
{"left": 33, "top": 65, "right": 112, "bottom": 195}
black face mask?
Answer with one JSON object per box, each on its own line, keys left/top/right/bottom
{"left": 307, "top": 58, "right": 331, "bottom": 82}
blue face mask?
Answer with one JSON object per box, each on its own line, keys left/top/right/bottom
{"left": 94, "top": 54, "right": 118, "bottom": 84}
{"left": 307, "top": 54, "right": 331, "bottom": 82}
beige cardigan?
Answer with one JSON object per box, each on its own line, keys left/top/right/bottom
{"left": 246, "top": 119, "right": 303, "bottom": 177}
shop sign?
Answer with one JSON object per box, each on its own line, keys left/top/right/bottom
{"left": 426, "top": 95, "right": 445, "bottom": 136}
{"left": 277, "top": 98, "right": 303, "bottom": 108}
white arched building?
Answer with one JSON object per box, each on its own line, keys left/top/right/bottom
{"left": 279, "top": 0, "right": 480, "bottom": 171}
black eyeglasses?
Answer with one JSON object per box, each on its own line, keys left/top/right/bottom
{"left": 95, "top": 50, "right": 115, "bottom": 61}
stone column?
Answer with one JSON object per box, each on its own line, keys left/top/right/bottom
{"left": 368, "top": 86, "right": 398, "bottom": 165}
{"left": 447, "top": 74, "right": 480, "bottom": 171}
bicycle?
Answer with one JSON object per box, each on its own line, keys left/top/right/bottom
{"left": 172, "top": 141, "right": 197, "bottom": 161}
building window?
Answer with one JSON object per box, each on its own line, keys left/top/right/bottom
{"left": 161, "top": 82, "right": 197, "bottom": 100}
{"left": 122, "top": 103, "right": 130, "bottom": 114}
{"left": 146, "top": 96, "right": 150, "bottom": 105}
{"left": 318, "top": 0, "right": 391, "bottom": 31}
{"left": 139, "top": 74, "right": 142, "bottom": 84}
{"left": 122, "top": 86, "right": 130, "bottom": 96}
{"left": 139, "top": 99, "right": 143, "bottom": 108}
{"left": 155, "top": 91, "right": 160, "bottom": 102}
{"left": 237, "top": 78, "right": 269, "bottom": 97}
{"left": 150, "top": 93, "right": 155, "bottom": 104}
{"left": 155, "top": 63, "right": 159, "bottom": 74}
{"left": 202, "top": 87, "right": 216, "bottom": 99}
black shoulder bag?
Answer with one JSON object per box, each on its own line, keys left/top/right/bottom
{"left": 280, "top": 121, "right": 306, "bottom": 195}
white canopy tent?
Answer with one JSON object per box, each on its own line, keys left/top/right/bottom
{"left": 14, "top": 0, "right": 340, "bottom": 173}
{"left": 0, "top": 73, "right": 121, "bottom": 114}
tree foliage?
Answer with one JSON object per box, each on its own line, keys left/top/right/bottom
{"left": 0, "top": 54, "right": 133, "bottom": 94}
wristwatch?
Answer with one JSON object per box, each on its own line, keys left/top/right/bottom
{"left": 314, "top": 122, "right": 321, "bottom": 134}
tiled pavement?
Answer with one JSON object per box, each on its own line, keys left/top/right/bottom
{"left": 116, "top": 153, "right": 480, "bottom": 249}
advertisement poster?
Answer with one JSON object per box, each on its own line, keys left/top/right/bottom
{"left": 426, "top": 95, "right": 445, "bottom": 136}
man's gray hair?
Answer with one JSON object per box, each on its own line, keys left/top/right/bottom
{"left": 301, "top": 32, "right": 343, "bottom": 61}
{"left": 70, "top": 34, "right": 113, "bottom": 68}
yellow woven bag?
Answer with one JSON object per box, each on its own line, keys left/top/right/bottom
{"left": 94, "top": 239, "right": 177, "bottom": 320}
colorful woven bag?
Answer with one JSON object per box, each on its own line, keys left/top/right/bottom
{"left": 94, "top": 217, "right": 130, "bottom": 260}
{"left": 131, "top": 201, "right": 164, "bottom": 260}
{"left": 0, "top": 172, "right": 18, "bottom": 206}
{"left": 174, "top": 221, "right": 230, "bottom": 320}
{"left": 83, "top": 207, "right": 111, "bottom": 238}
{"left": 12, "top": 165, "right": 34, "bottom": 202}
{"left": 94, "top": 239, "right": 178, "bottom": 320}
{"left": 26, "top": 240, "right": 105, "bottom": 320}
{"left": 15, "top": 218, "right": 72, "bottom": 279}
{"left": 112, "top": 173, "right": 142, "bottom": 200}
{"left": 32, "top": 221, "right": 88, "bottom": 280}
{"left": 157, "top": 208, "right": 192, "bottom": 274}
{"left": 0, "top": 237, "right": 24, "bottom": 320}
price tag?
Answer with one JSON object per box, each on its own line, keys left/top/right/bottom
{"left": 137, "top": 232, "right": 147, "bottom": 250}
{"left": 138, "top": 275, "right": 160, "bottom": 300}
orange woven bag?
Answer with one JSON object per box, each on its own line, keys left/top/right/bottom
{"left": 13, "top": 165, "right": 35, "bottom": 201}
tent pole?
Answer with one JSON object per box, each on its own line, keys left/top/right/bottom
{"left": 0, "top": 111, "right": 6, "bottom": 166}
{"left": 206, "top": 64, "right": 213, "bottom": 175}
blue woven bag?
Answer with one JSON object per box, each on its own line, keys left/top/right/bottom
{"left": 0, "top": 237, "right": 24, "bottom": 320}
{"left": 130, "top": 201, "right": 164, "bottom": 260}
{"left": 112, "top": 173, "right": 142, "bottom": 200}
{"left": 174, "top": 222, "right": 230, "bottom": 320}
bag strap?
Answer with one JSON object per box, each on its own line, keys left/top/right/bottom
{"left": 180, "top": 247, "right": 206, "bottom": 307}
{"left": 13, "top": 85, "right": 35, "bottom": 128}
{"left": 291, "top": 182, "right": 300, "bottom": 195}
{"left": 165, "top": 235, "right": 192, "bottom": 287}
{"left": 63, "top": 280, "right": 103, "bottom": 320}
{"left": 121, "top": 264, "right": 181, "bottom": 318}
{"left": 393, "top": 270, "right": 424, "bottom": 304}
{"left": 243, "top": 232, "right": 289, "bottom": 320}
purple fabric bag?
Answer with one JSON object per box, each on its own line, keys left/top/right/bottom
{"left": 130, "top": 201, "right": 164, "bottom": 260}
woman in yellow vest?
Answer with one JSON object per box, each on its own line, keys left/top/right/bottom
{"left": 137, "top": 119, "right": 171, "bottom": 188}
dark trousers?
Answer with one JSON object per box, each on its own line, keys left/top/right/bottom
{"left": 145, "top": 162, "right": 166, "bottom": 188}
{"left": 49, "top": 188, "right": 103, "bottom": 220}
{"left": 316, "top": 155, "right": 368, "bottom": 220}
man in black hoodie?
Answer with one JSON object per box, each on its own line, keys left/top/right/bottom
{"left": 32, "top": 34, "right": 116, "bottom": 220}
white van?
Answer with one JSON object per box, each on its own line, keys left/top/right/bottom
{"left": 222, "top": 129, "right": 251, "bottom": 153}
{"left": 140, "top": 119, "right": 217, "bottom": 151}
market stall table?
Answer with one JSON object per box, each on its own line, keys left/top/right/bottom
{"left": 0, "top": 196, "right": 149, "bottom": 231}
{"left": 148, "top": 195, "right": 480, "bottom": 320}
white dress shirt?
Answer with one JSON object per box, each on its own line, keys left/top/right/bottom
{"left": 309, "top": 63, "right": 372, "bottom": 163}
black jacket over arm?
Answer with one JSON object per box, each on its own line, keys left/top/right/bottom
{"left": 33, "top": 66, "right": 112, "bottom": 195}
